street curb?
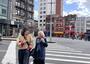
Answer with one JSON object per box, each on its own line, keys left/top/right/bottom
{"left": 47, "top": 41, "right": 56, "bottom": 43}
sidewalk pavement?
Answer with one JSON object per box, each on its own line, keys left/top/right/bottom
{"left": 1, "top": 36, "right": 49, "bottom": 41}
{"left": 1, "top": 37, "right": 87, "bottom": 42}
{"left": 1, "top": 37, "right": 51, "bottom": 41}
{"left": 1, "top": 37, "right": 16, "bottom": 41}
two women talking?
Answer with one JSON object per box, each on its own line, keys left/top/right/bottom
{"left": 17, "top": 28, "right": 48, "bottom": 64}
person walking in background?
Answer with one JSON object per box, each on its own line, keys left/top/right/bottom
{"left": 33, "top": 31, "right": 48, "bottom": 64}
{"left": 17, "top": 28, "right": 34, "bottom": 64}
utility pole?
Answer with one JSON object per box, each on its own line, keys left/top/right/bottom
{"left": 47, "top": 0, "right": 55, "bottom": 43}
{"left": 24, "top": 0, "right": 28, "bottom": 25}
{"left": 50, "top": 0, "right": 52, "bottom": 42}
{"left": 7, "top": 0, "right": 10, "bottom": 36}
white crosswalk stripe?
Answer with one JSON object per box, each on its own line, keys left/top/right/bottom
{"left": 45, "top": 49, "right": 90, "bottom": 64}
{"left": 1, "top": 41, "right": 16, "bottom": 64}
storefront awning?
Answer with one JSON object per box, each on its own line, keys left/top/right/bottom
{"left": 54, "top": 32, "right": 64, "bottom": 34}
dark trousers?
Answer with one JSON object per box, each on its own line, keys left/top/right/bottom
{"left": 33, "top": 59, "right": 45, "bottom": 64}
{"left": 18, "top": 49, "right": 29, "bottom": 64}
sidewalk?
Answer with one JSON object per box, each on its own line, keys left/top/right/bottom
{"left": 1, "top": 37, "right": 88, "bottom": 42}
{"left": 1, "top": 37, "right": 16, "bottom": 41}
{"left": 1, "top": 36, "right": 49, "bottom": 41}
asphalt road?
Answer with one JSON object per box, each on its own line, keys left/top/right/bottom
{"left": 45, "top": 41, "right": 90, "bottom": 64}
{"left": 0, "top": 38, "right": 90, "bottom": 64}
{"left": 0, "top": 40, "right": 10, "bottom": 63}
{"left": 51, "top": 38, "right": 90, "bottom": 54}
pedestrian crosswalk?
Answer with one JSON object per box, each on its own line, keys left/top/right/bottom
{"left": 1, "top": 41, "right": 90, "bottom": 64}
{"left": 46, "top": 51, "right": 90, "bottom": 64}
{"left": 1, "top": 41, "right": 16, "bottom": 64}
{"left": 45, "top": 48, "right": 90, "bottom": 64}
{"left": 29, "top": 45, "right": 90, "bottom": 64}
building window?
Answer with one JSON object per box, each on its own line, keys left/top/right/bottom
{"left": 43, "top": 7, "right": 46, "bottom": 10}
{"left": 40, "top": 16, "right": 42, "bottom": 18}
{"left": 40, "top": 24, "right": 42, "bottom": 26}
{"left": 44, "top": 20, "right": 45, "bottom": 22}
{"left": 40, "top": 11, "right": 42, "bottom": 14}
{"left": 43, "top": 24, "right": 45, "bottom": 26}
{"left": 43, "top": 11, "right": 46, "bottom": 14}
{"left": 87, "top": 24, "right": 90, "bottom": 27}
{"left": 44, "top": 3, "right": 46, "bottom": 5}
{"left": 87, "top": 21, "right": 90, "bottom": 23}
{"left": 2, "top": 0, "right": 7, "bottom": 4}
{"left": 40, "top": 7, "right": 42, "bottom": 10}
{"left": 40, "top": 20, "right": 42, "bottom": 22}
{"left": 40, "top": 3, "right": 42, "bottom": 6}
{"left": 2, "top": 9, "right": 6, "bottom": 15}
{"left": 21, "top": 10, "right": 24, "bottom": 16}
{"left": 16, "top": 2, "right": 20, "bottom": 6}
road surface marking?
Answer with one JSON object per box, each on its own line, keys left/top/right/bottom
{"left": 46, "top": 57, "right": 90, "bottom": 64}
{"left": 46, "top": 50, "right": 90, "bottom": 56}
{"left": 1, "top": 41, "right": 16, "bottom": 64}
{"left": 30, "top": 62, "right": 53, "bottom": 64}
{"left": 46, "top": 53, "right": 90, "bottom": 59}
{"left": 47, "top": 49, "right": 82, "bottom": 53}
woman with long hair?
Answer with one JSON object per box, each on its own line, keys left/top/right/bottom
{"left": 17, "top": 28, "right": 34, "bottom": 64}
{"left": 33, "top": 31, "right": 48, "bottom": 64}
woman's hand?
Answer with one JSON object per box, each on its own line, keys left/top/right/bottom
{"left": 41, "top": 38, "right": 45, "bottom": 42}
{"left": 18, "top": 41, "right": 24, "bottom": 47}
{"left": 28, "top": 45, "right": 33, "bottom": 51}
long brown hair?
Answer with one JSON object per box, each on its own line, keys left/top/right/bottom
{"left": 21, "top": 28, "right": 28, "bottom": 37}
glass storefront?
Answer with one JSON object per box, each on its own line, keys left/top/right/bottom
{"left": 0, "top": 0, "right": 10, "bottom": 36}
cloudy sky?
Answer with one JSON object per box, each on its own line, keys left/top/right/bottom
{"left": 34, "top": 0, "right": 90, "bottom": 20}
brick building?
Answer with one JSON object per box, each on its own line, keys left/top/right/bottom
{"left": 45, "top": 0, "right": 64, "bottom": 37}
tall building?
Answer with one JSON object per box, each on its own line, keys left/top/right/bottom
{"left": 38, "top": 0, "right": 63, "bottom": 36}
{"left": 14, "top": 0, "right": 34, "bottom": 22}
{"left": 75, "top": 17, "right": 90, "bottom": 40}
{"left": 38, "top": 0, "right": 47, "bottom": 30}
{"left": 46, "top": 0, "right": 63, "bottom": 16}
{"left": 0, "top": 0, "right": 11, "bottom": 36}
{"left": 9, "top": 0, "right": 34, "bottom": 36}
{"left": 85, "top": 17, "right": 90, "bottom": 40}
{"left": 75, "top": 17, "right": 86, "bottom": 33}
{"left": 75, "top": 17, "right": 90, "bottom": 33}
{"left": 86, "top": 17, "right": 90, "bottom": 32}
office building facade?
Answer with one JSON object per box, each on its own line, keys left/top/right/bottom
{"left": 75, "top": 17, "right": 86, "bottom": 33}
{"left": 39, "top": 0, "right": 63, "bottom": 36}
{"left": 9, "top": 0, "right": 34, "bottom": 36}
